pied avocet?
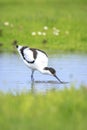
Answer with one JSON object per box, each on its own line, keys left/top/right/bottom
{"left": 15, "top": 42, "right": 63, "bottom": 83}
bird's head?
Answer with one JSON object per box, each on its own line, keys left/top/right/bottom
{"left": 44, "top": 67, "right": 56, "bottom": 75}
{"left": 44, "top": 67, "right": 63, "bottom": 83}
{"left": 12, "top": 40, "right": 18, "bottom": 48}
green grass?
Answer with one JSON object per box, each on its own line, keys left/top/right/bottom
{"left": 0, "top": 86, "right": 87, "bottom": 130}
{"left": 0, "top": 0, "right": 87, "bottom": 53}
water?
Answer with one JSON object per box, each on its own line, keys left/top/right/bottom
{"left": 0, "top": 53, "right": 87, "bottom": 94}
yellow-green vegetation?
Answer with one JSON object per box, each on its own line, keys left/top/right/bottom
{"left": 0, "top": 86, "right": 87, "bottom": 130}
{"left": 0, "top": 0, "right": 87, "bottom": 53}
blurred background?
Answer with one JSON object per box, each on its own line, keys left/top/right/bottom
{"left": 0, "top": 0, "right": 87, "bottom": 52}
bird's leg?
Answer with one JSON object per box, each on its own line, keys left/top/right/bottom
{"left": 31, "top": 70, "right": 34, "bottom": 82}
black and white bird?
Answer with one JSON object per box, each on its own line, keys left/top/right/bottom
{"left": 15, "top": 42, "right": 63, "bottom": 83}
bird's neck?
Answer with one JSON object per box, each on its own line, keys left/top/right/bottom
{"left": 39, "top": 68, "right": 51, "bottom": 75}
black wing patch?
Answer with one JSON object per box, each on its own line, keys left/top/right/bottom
{"left": 20, "top": 46, "right": 35, "bottom": 63}
{"left": 30, "top": 48, "right": 48, "bottom": 57}
{"left": 30, "top": 48, "right": 37, "bottom": 59}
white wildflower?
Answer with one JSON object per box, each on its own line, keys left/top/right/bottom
{"left": 53, "top": 31, "right": 59, "bottom": 36}
{"left": 37, "top": 32, "right": 42, "bottom": 35}
{"left": 44, "top": 26, "right": 48, "bottom": 30}
{"left": 32, "top": 32, "right": 36, "bottom": 36}
{"left": 53, "top": 27, "right": 60, "bottom": 36}
{"left": 42, "top": 32, "right": 46, "bottom": 36}
{"left": 4, "top": 22, "right": 9, "bottom": 26}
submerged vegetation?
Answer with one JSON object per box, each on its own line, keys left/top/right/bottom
{"left": 0, "top": 0, "right": 87, "bottom": 53}
{"left": 0, "top": 86, "right": 87, "bottom": 130}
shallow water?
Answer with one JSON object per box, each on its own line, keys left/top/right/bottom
{"left": 0, "top": 53, "right": 87, "bottom": 94}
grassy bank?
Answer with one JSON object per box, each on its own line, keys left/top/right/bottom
{"left": 0, "top": 0, "right": 87, "bottom": 53}
{"left": 0, "top": 86, "right": 87, "bottom": 130}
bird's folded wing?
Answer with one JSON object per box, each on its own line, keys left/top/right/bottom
{"left": 23, "top": 48, "right": 35, "bottom": 62}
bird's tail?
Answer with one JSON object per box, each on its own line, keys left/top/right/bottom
{"left": 13, "top": 40, "right": 18, "bottom": 48}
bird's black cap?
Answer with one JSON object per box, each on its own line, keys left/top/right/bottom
{"left": 44, "top": 67, "right": 56, "bottom": 75}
